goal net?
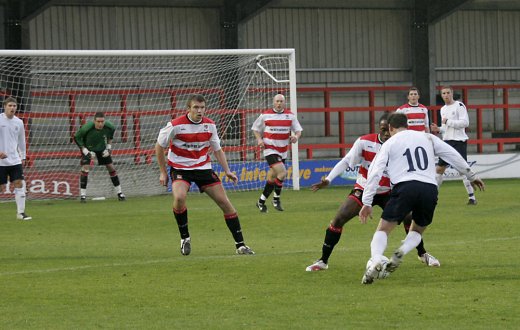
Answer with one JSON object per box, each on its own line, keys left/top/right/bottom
{"left": 0, "top": 49, "right": 298, "bottom": 201}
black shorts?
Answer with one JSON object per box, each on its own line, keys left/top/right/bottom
{"left": 381, "top": 181, "right": 438, "bottom": 227}
{"left": 348, "top": 188, "right": 390, "bottom": 210}
{"left": 265, "top": 154, "right": 285, "bottom": 167}
{"left": 80, "top": 151, "right": 113, "bottom": 166}
{"left": 0, "top": 164, "right": 24, "bottom": 185}
{"left": 438, "top": 140, "right": 467, "bottom": 167}
{"left": 170, "top": 168, "right": 221, "bottom": 192}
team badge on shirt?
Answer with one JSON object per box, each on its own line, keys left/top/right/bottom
{"left": 176, "top": 174, "right": 183, "bottom": 179}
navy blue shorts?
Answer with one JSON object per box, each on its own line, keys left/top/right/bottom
{"left": 438, "top": 140, "right": 467, "bottom": 166}
{"left": 170, "top": 168, "right": 221, "bottom": 192}
{"left": 0, "top": 164, "right": 24, "bottom": 185}
{"left": 381, "top": 181, "right": 438, "bottom": 227}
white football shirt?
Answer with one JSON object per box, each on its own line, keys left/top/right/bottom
{"left": 0, "top": 113, "right": 26, "bottom": 166}
{"left": 362, "top": 130, "right": 475, "bottom": 206}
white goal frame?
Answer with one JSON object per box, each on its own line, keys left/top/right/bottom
{"left": 0, "top": 49, "right": 300, "bottom": 199}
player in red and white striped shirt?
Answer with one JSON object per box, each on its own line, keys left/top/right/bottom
{"left": 155, "top": 94, "right": 254, "bottom": 256}
{"left": 396, "top": 87, "right": 430, "bottom": 133}
{"left": 252, "top": 94, "right": 302, "bottom": 212}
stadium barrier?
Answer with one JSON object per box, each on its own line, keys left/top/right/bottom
{"left": 8, "top": 84, "right": 520, "bottom": 165}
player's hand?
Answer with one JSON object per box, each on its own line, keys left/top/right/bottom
{"left": 359, "top": 205, "right": 373, "bottom": 224}
{"left": 0, "top": 152, "right": 7, "bottom": 159}
{"left": 226, "top": 171, "right": 238, "bottom": 184}
{"left": 430, "top": 123, "right": 440, "bottom": 133}
{"left": 289, "top": 136, "right": 298, "bottom": 144}
{"left": 257, "top": 139, "right": 265, "bottom": 149}
{"left": 471, "top": 177, "right": 485, "bottom": 191}
{"left": 311, "top": 178, "right": 329, "bottom": 192}
{"left": 101, "top": 149, "right": 110, "bottom": 158}
{"left": 159, "top": 171, "right": 168, "bottom": 186}
{"left": 82, "top": 147, "right": 95, "bottom": 158}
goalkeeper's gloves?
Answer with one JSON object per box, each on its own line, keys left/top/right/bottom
{"left": 102, "top": 144, "right": 112, "bottom": 158}
{"left": 82, "top": 147, "right": 95, "bottom": 158}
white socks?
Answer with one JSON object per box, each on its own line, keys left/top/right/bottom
{"left": 80, "top": 188, "right": 87, "bottom": 196}
{"left": 462, "top": 177, "right": 475, "bottom": 198}
{"left": 115, "top": 185, "right": 122, "bottom": 194}
{"left": 370, "top": 231, "right": 388, "bottom": 264}
{"left": 14, "top": 187, "right": 26, "bottom": 214}
{"left": 399, "top": 231, "right": 422, "bottom": 255}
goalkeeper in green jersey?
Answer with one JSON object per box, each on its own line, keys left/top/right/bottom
{"left": 74, "top": 112, "right": 125, "bottom": 203}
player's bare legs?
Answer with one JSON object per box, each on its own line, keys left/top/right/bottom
{"left": 306, "top": 196, "right": 360, "bottom": 271}
{"left": 257, "top": 163, "right": 287, "bottom": 212}
{"left": 105, "top": 163, "right": 125, "bottom": 201}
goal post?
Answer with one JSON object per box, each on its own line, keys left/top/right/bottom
{"left": 0, "top": 49, "right": 299, "bottom": 200}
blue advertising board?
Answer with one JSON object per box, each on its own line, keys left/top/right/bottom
{"left": 167, "top": 159, "right": 358, "bottom": 192}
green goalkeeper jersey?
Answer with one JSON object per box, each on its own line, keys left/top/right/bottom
{"left": 74, "top": 121, "right": 116, "bottom": 152}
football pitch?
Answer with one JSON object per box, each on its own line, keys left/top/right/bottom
{"left": 1, "top": 179, "right": 519, "bottom": 329}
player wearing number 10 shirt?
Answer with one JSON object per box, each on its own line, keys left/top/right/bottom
{"left": 359, "top": 113, "right": 485, "bottom": 284}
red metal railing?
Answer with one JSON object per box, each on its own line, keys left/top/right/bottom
{"left": 297, "top": 84, "right": 520, "bottom": 158}
{"left": 7, "top": 84, "right": 520, "bottom": 165}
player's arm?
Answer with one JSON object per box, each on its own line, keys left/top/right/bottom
{"left": 430, "top": 135, "right": 485, "bottom": 190}
{"left": 359, "top": 144, "right": 389, "bottom": 223}
{"left": 17, "top": 121, "right": 27, "bottom": 162}
{"left": 155, "top": 142, "right": 168, "bottom": 186}
{"left": 311, "top": 140, "right": 361, "bottom": 191}
{"left": 102, "top": 138, "right": 113, "bottom": 158}
{"left": 155, "top": 123, "right": 173, "bottom": 186}
{"left": 444, "top": 103, "right": 469, "bottom": 128}
{"left": 74, "top": 124, "right": 94, "bottom": 157}
{"left": 252, "top": 130, "right": 264, "bottom": 148}
{"left": 290, "top": 130, "right": 301, "bottom": 144}
{"left": 213, "top": 148, "right": 237, "bottom": 184}
{"left": 290, "top": 118, "right": 303, "bottom": 143}
{"left": 251, "top": 115, "right": 265, "bottom": 147}
{"left": 424, "top": 108, "right": 431, "bottom": 133}
{"left": 210, "top": 127, "right": 237, "bottom": 184}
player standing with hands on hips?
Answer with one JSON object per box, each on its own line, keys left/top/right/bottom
{"left": 155, "top": 94, "right": 254, "bottom": 256}
{"left": 0, "top": 97, "right": 32, "bottom": 220}
{"left": 74, "top": 112, "right": 125, "bottom": 203}
{"left": 252, "top": 94, "right": 302, "bottom": 212}
{"left": 359, "top": 113, "right": 484, "bottom": 284}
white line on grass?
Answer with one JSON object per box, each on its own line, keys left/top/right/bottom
{"left": 1, "top": 235, "right": 518, "bottom": 277}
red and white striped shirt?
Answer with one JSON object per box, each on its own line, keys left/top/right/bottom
{"left": 348, "top": 133, "right": 391, "bottom": 194}
{"left": 396, "top": 103, "right": 429, "bottom": 132}
{"left": 156, "top": 115, "right": 221, "bottom": 170}
{"left": 251, "top": 109, "right": 303, "bottom": 159}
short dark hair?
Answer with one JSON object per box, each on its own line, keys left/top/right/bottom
{"left": 388, "top": 113, "right": 408, "bottom": 129}
{"left": 379, "top": 112, "right": 390, "bottom": 123}
{"left": 408, "top": 87, "right": 420, "bottom": 95}
{"left": 94, "top": 112, "right": 105, "bottom": 119}
{"left": 186, "top": 94, "right": 206, "bottom": 108}
{"left": 3, "top": 96, "right": 17, "bottom": 107}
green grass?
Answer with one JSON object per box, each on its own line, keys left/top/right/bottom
{"left": 1, "top": 179, "right": 519, "bottom": 329}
